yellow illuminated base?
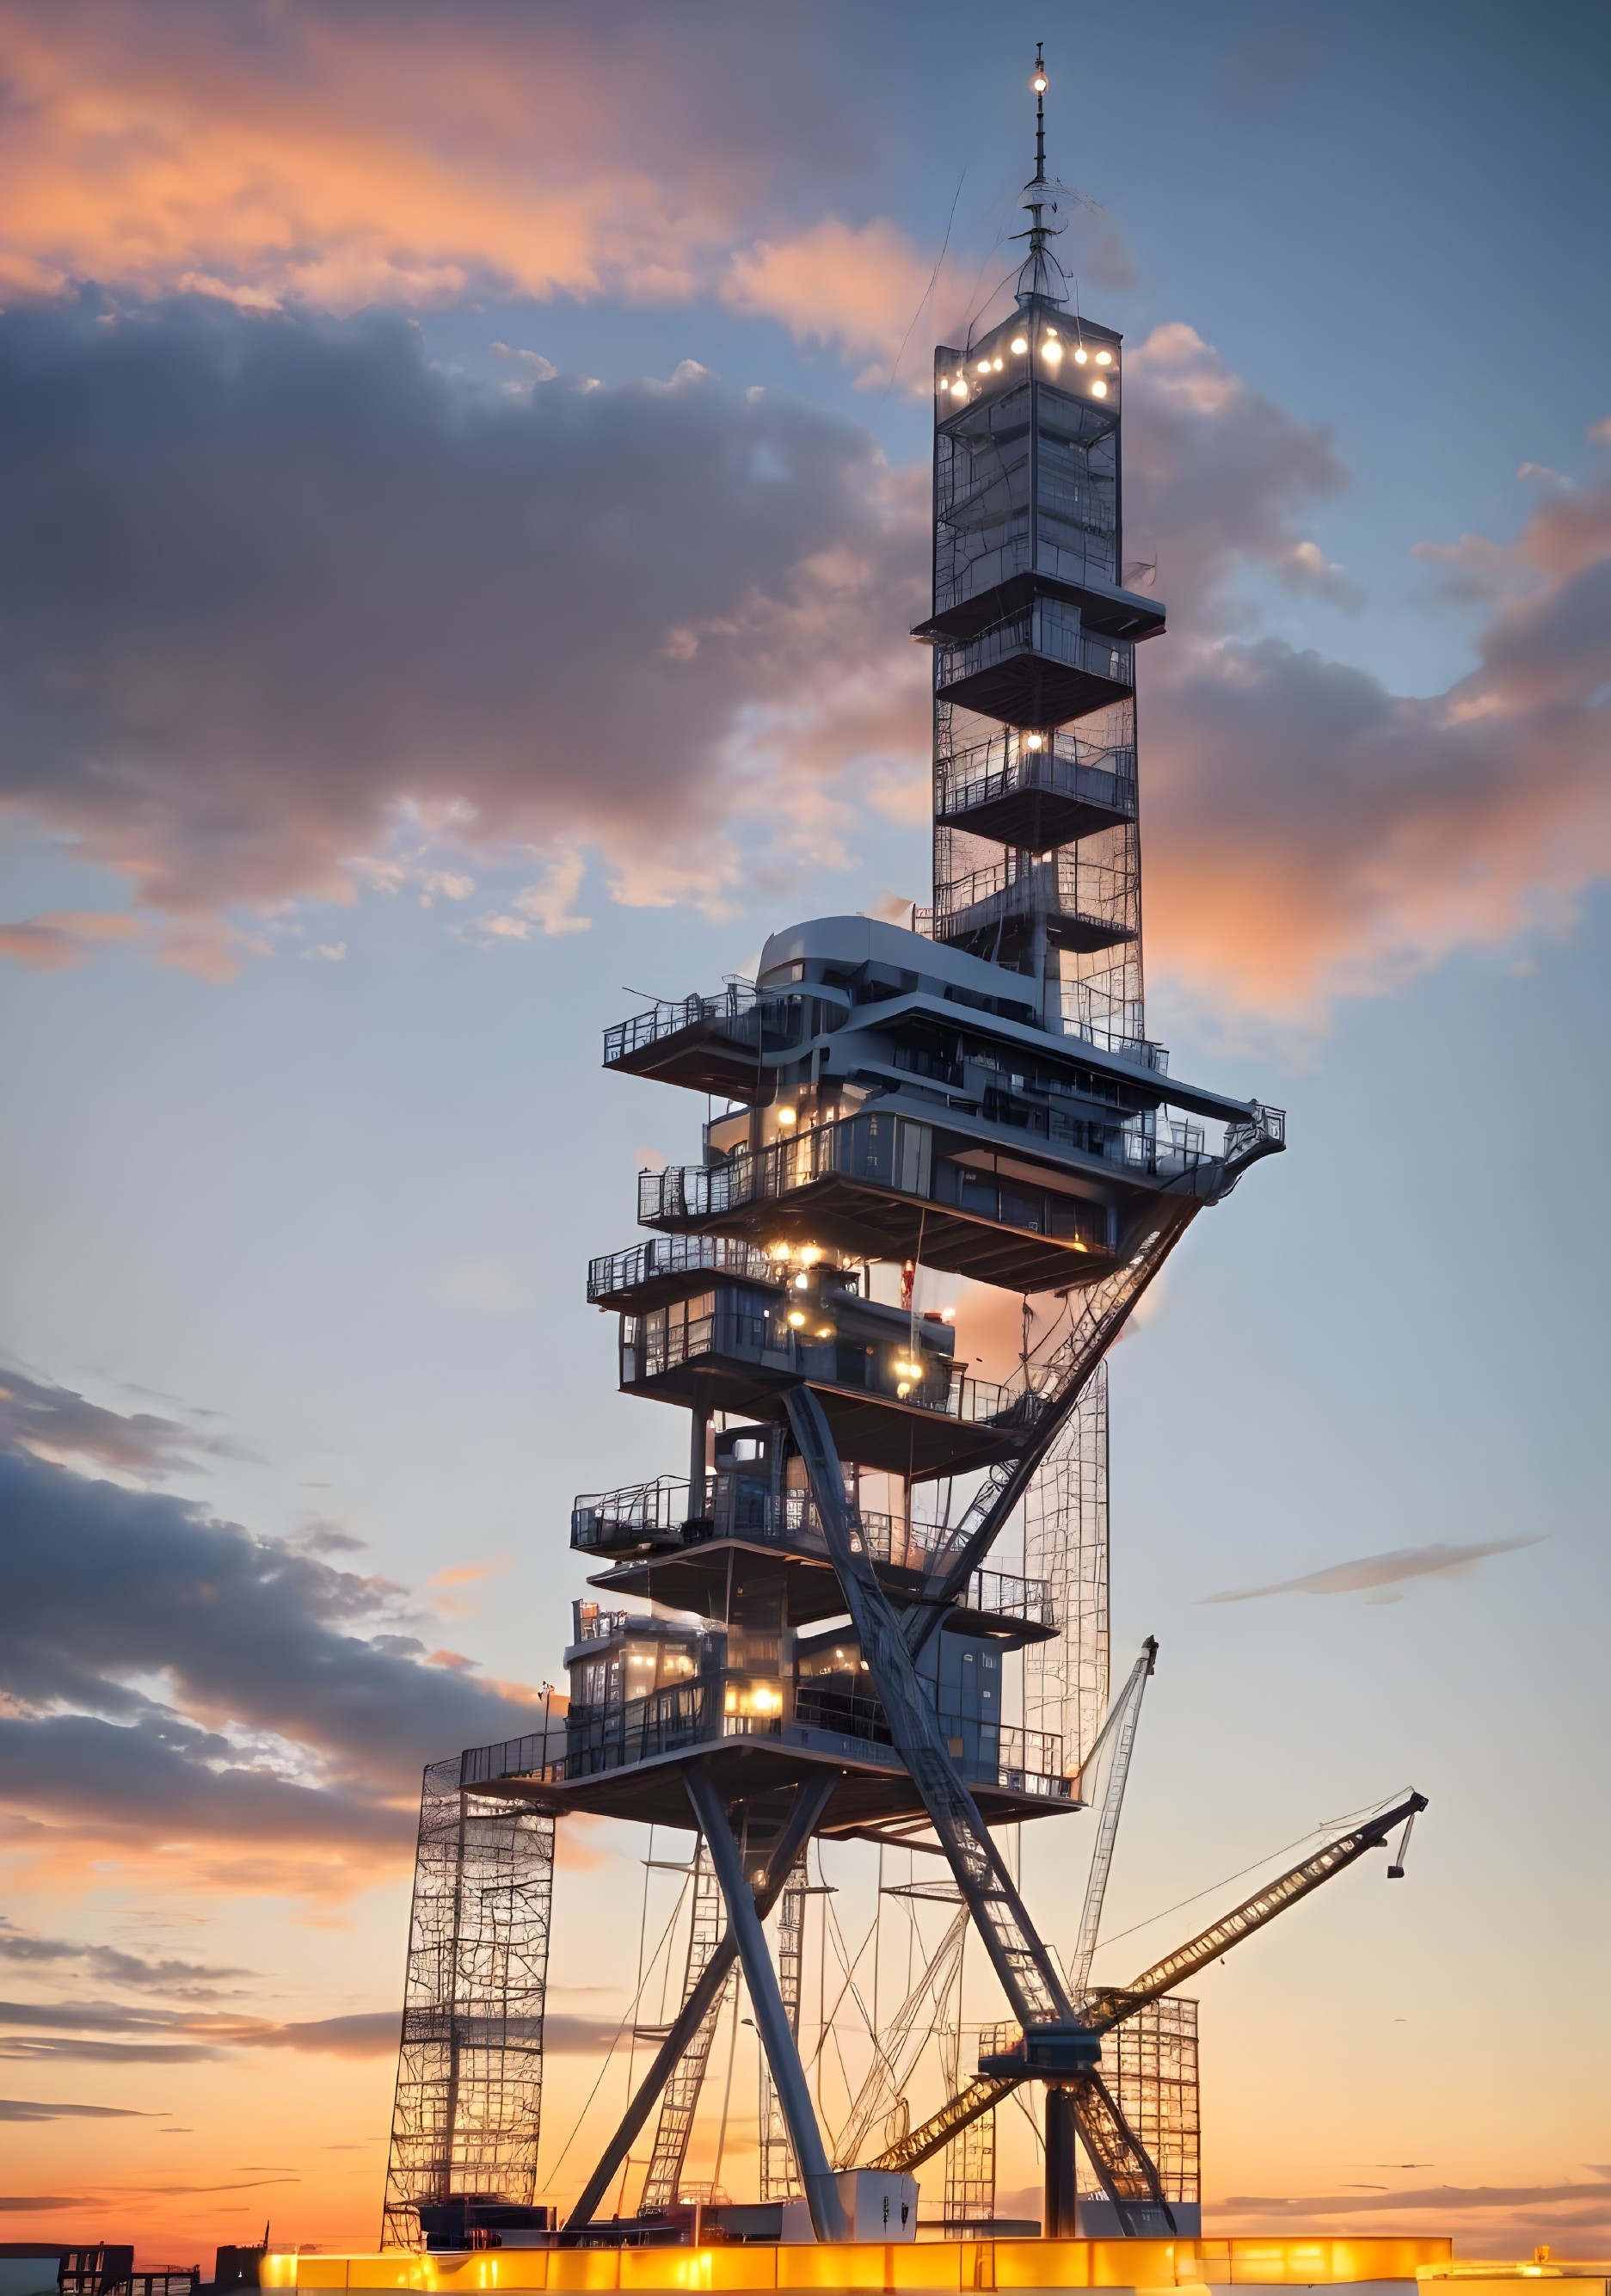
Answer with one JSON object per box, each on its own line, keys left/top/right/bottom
{"left": 261, "top": 2237, "right": 1469, "bottom": 2295}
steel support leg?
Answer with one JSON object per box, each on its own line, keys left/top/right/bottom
{"left": 564, "top": 1775, "right": 834, "bottom": 2231}
{"left": 1044, "top": 2084, "right": 1081, "bottom": 2238}
{"left": 685, "top": 1767, "right": 848, "bottom": 2243}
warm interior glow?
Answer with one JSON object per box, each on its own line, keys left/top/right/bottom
{"left": 1042, "top": 341, "right": 1063, "bottom": 363}
{"left": 950, "top": 381, "right": 968, "bottom": 398}
{"left": 793, "top": 1271, "right": 809, "bottom": 1290}
{"left": 787, "top": 1308, "right": 806, "bottom": 1327}
{"left": 1073, "top": 347, "right": 1088, "bottom": 364}
{"left": 1096, "top": 349, "right": 1113, "bottom": 366}
{"left": 1026, "top": 732, "right": 1045, "bottom": 750}
{"left": 1011, "top": 335, "right": 1028, "bottom": 353}
{"left": 261, "top": 2233, "right": 1459, "bottom": 2290}
{"left": 776, "top": 1106, "right": 796, "bottom": 1124}
{"left": 1091, "top": 379, "right": 1108, "bottom": 397}
{"left": 975, "top": 358, "right": 991, "bottom": 374}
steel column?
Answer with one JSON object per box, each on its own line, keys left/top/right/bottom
{"left": 684, "top": 1767, "right": 847, "bottom": 2242}
{"left": 564, "top": 1774, "right": 834, "bottom": 2231}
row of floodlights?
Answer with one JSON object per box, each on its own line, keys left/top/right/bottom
{"left": 945, "top": 335, "right": 1115, "bottom": 399}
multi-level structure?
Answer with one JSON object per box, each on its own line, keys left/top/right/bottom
{"left": 381, "top": 54, "right": 1423, "bottom": 2258}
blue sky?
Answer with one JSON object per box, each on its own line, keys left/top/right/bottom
{"left": 0, "top": 0, "right": 1607, "bottom": 2261}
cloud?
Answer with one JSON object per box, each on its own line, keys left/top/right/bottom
{"left": 0, "top": 1363, "right": 252, "bottom": 1479}
{"left": 0, "top": 1427, "right": 554, "bottom": 1887}
{"left": 0, "top": 1921, "right": 248, "bottom": 1997}
{"left": 0, "top": 910, "right": 142, "bottom": 971}
{"left": 0, "top": 298, "right": 923, "bottom": 950}
{"left": 1226, "top": 2179, "right": 1611, "bottom": 2215}
{"left": 0, "top": 2000, "right": 612, "bottom": 2063}
{"left": 1122, "top": 330, "right": 1611, "bottom": 1017}
{"left": 0, "top": 296, "right": 1604, "bottom": 1028}
{"left": 1205, "top": 1534, "right": 1545, "bottom": 1604}
{"left": 0, "top": 2098, "right": 159, "bottom": 2121}
{"left": 0, "top": 0, "right": 874, "bottom": 316}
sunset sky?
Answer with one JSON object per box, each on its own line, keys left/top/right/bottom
{"left": 2, "top": 0, "right": 1608, "bottom": 2268}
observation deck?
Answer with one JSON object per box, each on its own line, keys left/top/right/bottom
{"left": 935, "top": 728, "right": 1137, "bottom": 852}
{"left": 615, "top": 1273, "right": 1036, "bottom": 1479}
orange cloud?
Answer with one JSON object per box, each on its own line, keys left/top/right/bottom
{"left": 0, "top": 1, "right": 866, "bottom": 317}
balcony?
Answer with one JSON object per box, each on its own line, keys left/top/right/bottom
{"left": 934, "top": 850, "right": 1137, "bottom": 956}
{"left": 618, "top": 1284, "right": 1042, "bottom": 1479}
{"left": 935, "top": 729, "right": 1137, "bottom": 853}
{"left": 601, "top": 982, "right": 784, "bottom": 1101}
{"left": 932, "top": 598, "right": 1135, "bottom": 729}
{"left": 572, "top": 1480, "right": 1054, "bottom": 1634}
{"left": 464, "top": 1684, "right": 1070, "bottom": 1804}
{"left": 637, "top": 1109, "right": 1128, "bottom": 1291}
{"left": 587, "top": 1234, "right": 790, "bottom": 1313}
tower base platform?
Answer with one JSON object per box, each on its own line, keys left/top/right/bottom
{"left": 263, "top": 2236, "right": 1462, "bottom": 2295}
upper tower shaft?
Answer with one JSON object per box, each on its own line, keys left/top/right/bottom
{"left": 914, "top": 52, "right": 1164, "bottom": 1050}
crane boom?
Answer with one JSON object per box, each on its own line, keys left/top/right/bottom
{"left": 1067, "top": 1639, "right": 1157, "bottom": 2004}
{"left": 867, "top": 1788, "right": 1430, "bottom": 2174}
{"left": 1082, "top": 1789, "right": 1430, "bottom": 2034}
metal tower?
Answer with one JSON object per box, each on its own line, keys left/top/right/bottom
{"left": 381, "top": 1757, "right": 556, "bottom": 2249}
{"left": 378, "top": 51, "right": 1427, "bottom": 2256}
{"left": 449, "top": 50, "right": 1282, "bottom": 2246}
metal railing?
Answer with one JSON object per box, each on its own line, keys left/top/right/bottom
{"left": 463, "top": 1681, "right": 1068, "bottom": 1798}
{"left": 603, "top": 980, "right": 761, "bottom": 1068}
{"left": 966, "top": 1567, "right": 1055, "bottom": 1627}
{"left": 570, "top": 1476, "right": 690, "bottom": 1549}
{"left": 936, "top": 604, "right": 1134, "bottom": 696}
{"left": 621, "top": 1290, "right": 1039, "bottom": 1433}
{"left": 587, "top": 1234, "right": 788, "bottom": 1304}
{"left": 938, "top": 729, "right": 1137, "bottom": 827}
{"left": 570, "top": 1603, "right": 631, "bottom": 1646}
{"left": 933, "top": 850, "right": 1137, "bottom": 943}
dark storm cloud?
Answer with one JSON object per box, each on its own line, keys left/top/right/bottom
{"left": 0, "top": 1447, "right": 545, "bottom": 1787}
{"left": 0, "top": 1364, "right": 251, "bottom": 1478}
{"left": 0, "top": 295, "right": 919, "bottom": 922}
{"left": 0, "top": 1436, "right": 552, "bottom": 1873}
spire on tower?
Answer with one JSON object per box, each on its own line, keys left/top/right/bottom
{"left": 1016, "top": 42, "right": 1068, "bottom": 310}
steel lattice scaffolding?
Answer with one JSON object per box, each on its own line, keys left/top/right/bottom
{"left": 380, "top": 1757, "right": 555, "bottom": 2250}
{"left": 1023, "top": 1360, "right": 1110, "bottom": 1778}
{"left": 1079, "top": 1998, "right": 1200, "bottom": 2211}
{"left": 757, "top": 1856, "right": 808, "bottom": 2202}
{"left": 639, "top": 1847, "right": 735, "bottom": 2215}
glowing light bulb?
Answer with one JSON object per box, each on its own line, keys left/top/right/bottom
{"left": 896, "top": 1382, "right": 911, "bottom": 1399}
{"left": 950, "top": 380, "right": 967, "bottom": 399}
{"left": 1011, "top": 336, "right": 1028, "bottom": 354}
{"left": 794, "top": 1271, "right": 809, "bottom": 1290}
{"left": 776, "top": 1105, "right": 796, "bottom": 1125}
{"left": 1031, "top": 72, "right": 1048, "bottom": 93}
{"left": 1091, "top": 379, "right": 1108, "bottom": 397}
{"left": 976, "top": 359, "right": 992, "bottom": 374}
{"left": 1042, "top": 340, "right": 1063, "bottom": 364}
{"left": 788, "top": 1310, "right": 806, "bottom": 1328}
{"left": 1026, "top": 732, "right": 1045, "bottom": 751}
{"left": 1073, "top": 347, "right": 1088, "bottom": 366}
{"left": 992, "top": 356, "right": 1003, "bottom": 372}
{"left": 1095, "top": 350, "right": 1112, "bottom": 366}
{"left": 1045, "top": 327, "right": 1058, "bottom": 338}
